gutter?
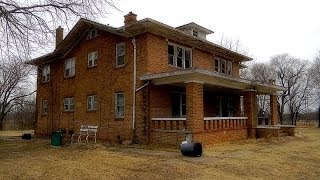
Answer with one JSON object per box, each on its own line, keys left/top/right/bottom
{"left": 132, "top": 38, "right": 137, "bottom": 143}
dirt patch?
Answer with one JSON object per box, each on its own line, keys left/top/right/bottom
{"left": 0, "top": 128, "right": 320, "bottom": 179}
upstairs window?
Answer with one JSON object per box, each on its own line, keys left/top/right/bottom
{"left": 214, "top": 57, "right": 233, "bottom": 76}
{"left": 63, "top": 97, "right": 74, "bottom": 112}
{"left": 192, "top": 30, "right": 198, "bottom": 37}
{"left": 214, "top": 58, "right": 220, "bottom": 72}
{"left": 65, "top": 58, "right": 75, "bottom": 77}
{"left": 167, "top": 43, "right": 192, "bottom": 69}
{"left": 88, "top": 51, "right": 98, "bottom": 67}
{"left": 87, "top": 95, "right": 97, "bottom": 110}
{"left": 115, "top": 92, "right": 125, "bottom": 118}
{"left": 116, "top": 43, "right": 125, "bottom": 67}
{"left": 42, "top": 100, "right": 48, "bottom": 115}
{"left": 87, "top": 29, "right": 97, "bottom": 39}
{"left": 42, "top": 65, "right": 50, "bottom": 83}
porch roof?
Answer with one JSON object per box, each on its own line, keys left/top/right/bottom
{"left": 140, "top": 69, "right": 286, "bottom": 94}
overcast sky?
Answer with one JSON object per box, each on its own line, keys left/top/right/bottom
{"left": 99, "top": 0, "right": 320, "bottom": 62}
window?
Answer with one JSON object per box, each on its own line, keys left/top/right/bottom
{"left": 87, "top": 29, "right": 97, "bottom": 39}
{"left": 193, "top": 30, "right": 198, "bottom": 37}
{"left": 42, "top": 65, "right": 50, "bottom": 82}
{"left": 42, "top": 100, "right": 48, "bottom": 115}
{"left": 87, "top": 95, "right": 97, "bottom": 110}
{"left": 116, "top": 43, "right": 125, "bottom": 67}
{"left": 214, "top": 57, "right": 232, "bottom": 76}
{"left": 227, "top": 61, "right": 233, "bottom": 75}
{"left": 88, "top": 51, "right": 98, "bottom": 67}
{"left": 171, "top": 93, "right": 186, "bottom": 117}
{"left": 64, "top": 97, "right": 74, "bottom": 112}
{"left": 168, "top": 45, "right": 174, "bottom": 65}
{"left": 167, "top": 43, "right": 192, "bottom": 69}
{"left": 115, "top": 92, "right": 125, "bottom": 118}
{"left": 214, "top": 58, "right": 220, "bottom": 72}
{"left": 220, "top": 59, "right": 226, "bottom": 74}
{"left": 65, "top": 58, "right": 75, "bottom": 77}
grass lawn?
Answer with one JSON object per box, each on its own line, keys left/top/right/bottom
{"left": 0, "top": 128, "right": 320, "bottom": 179}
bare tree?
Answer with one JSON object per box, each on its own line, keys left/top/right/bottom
{"left": 270, "top": 54, "right": 309, "bottom": 125}
{"left": 0, "top": 58, "right": 35, "bottom": 129}
{"left": 309, "top": 50, "right": 320, "bottom": 127}
{"left": 0, "top": 0, "right": 117, "bottom": 59}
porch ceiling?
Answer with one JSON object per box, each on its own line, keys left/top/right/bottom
{"left": 140, "top": 69, "right": 285, "bottom": 94}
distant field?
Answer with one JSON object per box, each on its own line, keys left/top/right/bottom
{"left": 0, "top": 128, "right": 319, "bottom": 179}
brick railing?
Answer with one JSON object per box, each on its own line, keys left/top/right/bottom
{"left": 151, "top": 118, "right": 187, "bottom": 131}
{"left": 204, "top": 117, "right": 248, "bottom": 131}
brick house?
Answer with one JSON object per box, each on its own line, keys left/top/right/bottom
{"left": 28, "top": 12, "right": 287, "bottom": 146}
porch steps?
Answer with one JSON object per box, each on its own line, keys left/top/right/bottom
{"left": 279, "top": 132, "right": 289, "bottom": 137}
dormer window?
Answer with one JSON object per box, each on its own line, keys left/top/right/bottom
{"left": 87, "top": 29, "right": 97, "bottom": 39}
{"left": 192, "top": 30, "right": 198, "bottom": 37}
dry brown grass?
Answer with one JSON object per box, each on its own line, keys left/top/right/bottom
{"left": 0, "top": 128, "right": 320, "bottom": 179}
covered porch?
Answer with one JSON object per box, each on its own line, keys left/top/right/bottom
{"left": 140, "top": 69, "right": 286, "bottom": 146}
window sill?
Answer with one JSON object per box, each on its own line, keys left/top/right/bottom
{"left": 64, "top": 75, "right": 75, "bottom": 79}
{"left": 87, "top": 65, "right": 98, "bottom": 69}
{"left": 116, "top": 64, "right": 125, "bottom": 69}
{"left": 63, "top": 110, "right": 74, "bottom": 113}
{"left": 114, "top": 117, "right": 124, "bottom": 121}
{"left": 86, "top": 109, "right": 97, "bottom": 113}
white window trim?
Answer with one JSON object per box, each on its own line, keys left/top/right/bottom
{"left": 116, "top": 42, "right": 125, "bottom": 67}
{"left": 87, "top": 95, "right": 97, "bottom": 110}
{"left": 64, "top": 58, "right": 75, "bottom": 77}
{"left": 115, "top": 92, "right": 125, "bottom": 118}
{"left": 42, "top": 65, "right": 50, "bottom": 83}
{"left": 63, "top": 97, "right": 74, "bottom": 112}
{"left": 168, "top": 43, "right": 192, "bottom": 69}
{"left": 88, "top": 51, "right": 98, "bottom": 67}
{"left": 214, "top": 57, "right": 233, "bottom": 76}
{"left": 42, "top": 100, "right": 48, "bottom": 115}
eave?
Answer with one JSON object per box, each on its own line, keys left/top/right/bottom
{"left": 140, "top": 68, "right": 285, "bottom": 94}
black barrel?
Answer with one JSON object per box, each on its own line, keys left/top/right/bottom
{"left": 180, "top": 141, "right": 202, "bottom": 157}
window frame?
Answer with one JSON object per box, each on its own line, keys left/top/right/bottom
{"left": 42, "top": 100, "right": 48, "bottom": 115}
{"left": 87, "top": 95, "right": 97, "bottom": 111}
{"left": 167, "top": 43, "right": 192, "bottom": 69}
{"left": 41, "top": 65, "right": 50, "bottom": 83}
{"left": 64, "top": 58, "right": 75, "bottom": 78}
{"left": 116, "top": 42, "right": 125, "bottom": 67}
{"left": 87, "top": 51, "right": 98, "bottom": 67}
{"left": 115, "top": 92, "right": 125, "bottom": 118}
{"left": 86, "top": 29, "right": 97, "bottom": 39}
{"left": 214, "top": 57, "right": 233, "bottom": 76}
{"left": 63, "top": 97, "right": 74, "bottom": 112}
{"left": 171, "top": 93, "right": 186, "bottom": 118}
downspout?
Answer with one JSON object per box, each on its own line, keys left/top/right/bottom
{"left": 132, "top": 38, "right": 137, "bottom": 143}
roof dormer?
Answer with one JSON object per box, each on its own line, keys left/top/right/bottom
{"left": 176, "top": 22, "right": 214, "bottom": 40}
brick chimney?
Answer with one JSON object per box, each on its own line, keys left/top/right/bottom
{"left": 56, "top": 26, "right": 64, "bottom": 48}
{"left": 124, "top": 12, "right": 137, "bottom": 26}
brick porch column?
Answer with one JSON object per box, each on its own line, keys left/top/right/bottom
{"left": 186, "top": 82, "right": 204, "bottom": 134}
{"left": 243, "top": 90, "right": 257, "bottom": 138}
{"left": 270, "top": 93, "right": 278, "bottom": 125}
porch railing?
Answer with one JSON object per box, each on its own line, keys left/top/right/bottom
{"left": 151, "top": 118, "right": 186, "bottom": 131}
{"left": 204, "top": 117, "right": 248, "bottom": 131}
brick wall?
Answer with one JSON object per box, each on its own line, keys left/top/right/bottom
{"left": 36, "top": 29, "right": 245, "bottom": 145}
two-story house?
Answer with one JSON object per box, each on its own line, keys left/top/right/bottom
{"left": 28, "top": 12, "right": 287, "bottom": 146}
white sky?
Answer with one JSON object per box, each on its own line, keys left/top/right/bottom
{"left": 99, "top": 0, "right": 320, "bottom": 62}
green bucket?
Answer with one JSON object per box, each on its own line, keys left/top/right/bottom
{"left": 51, "top": 131, "right": 63, "bottom": 146}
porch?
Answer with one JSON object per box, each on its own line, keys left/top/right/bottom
{"left": 140, "top": 69, "right": 286, "bottom": 146}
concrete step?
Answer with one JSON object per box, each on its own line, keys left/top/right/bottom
{"left": 279, "top": 132, "right": 288, "bottom": 137}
